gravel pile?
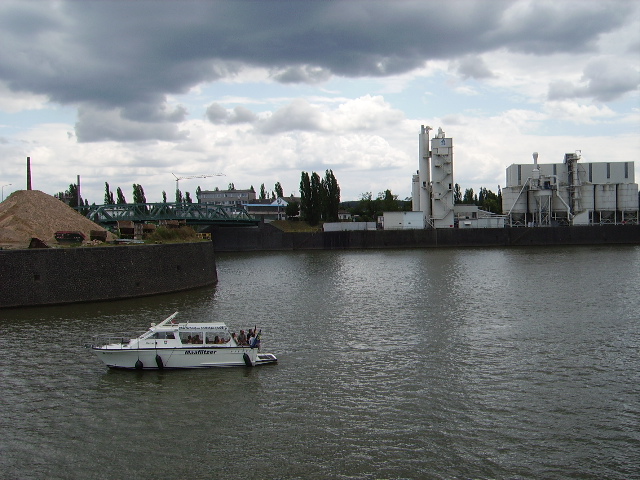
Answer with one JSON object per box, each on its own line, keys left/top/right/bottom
{"left": 0, "top": 190, "right": 114, "bottom": 249}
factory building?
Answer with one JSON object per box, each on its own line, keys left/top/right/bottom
{"left": 411, "top": 126, "right": 455, "bottom": 228}
{"left": 502, "top": 152, "right": 639, "bottom": 226}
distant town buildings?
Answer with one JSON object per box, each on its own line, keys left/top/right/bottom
{"left": 197, "top": 189, "right": 255, "bottom": 206}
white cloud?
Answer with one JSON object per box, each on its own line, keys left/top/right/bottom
{"left": 543, "top": 101, "right": 617, "bottom": 124}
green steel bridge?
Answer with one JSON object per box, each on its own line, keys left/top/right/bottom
{"left": 81, "top": 202, "right": 259, "bottom": 227}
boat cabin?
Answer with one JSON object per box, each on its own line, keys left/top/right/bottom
{"left": 137, "top": 322, "right": 234, "bottom": 347}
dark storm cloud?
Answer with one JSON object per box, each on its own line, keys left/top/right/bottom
{"left": 75, "top": 107, "right": 189, "bottom": 142}
{"left": 0, "top": 0, "right": 636, "bottom": 141}
{"left": 455, "top": 56, "right": 495, "bottom": 80}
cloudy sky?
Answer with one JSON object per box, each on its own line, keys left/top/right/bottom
{"left": 1, "top": 0, "right": 639, "bottom": 204}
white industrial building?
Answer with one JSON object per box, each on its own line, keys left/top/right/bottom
{"left": 410, "top": 126, "right": 455, "bottom": 228}
{"left": 502, "top": 152, "right": 639, "bottom": 226}
{"left": 455, "top": 205, "right": 505, "bottom": 229}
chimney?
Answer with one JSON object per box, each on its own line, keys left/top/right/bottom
{"left": 27, "top": 157, "right": 32, "bottom": 190}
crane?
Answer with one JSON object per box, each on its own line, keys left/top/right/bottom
{"left": 172, "top": 173, "right": 225, "bottom": 194}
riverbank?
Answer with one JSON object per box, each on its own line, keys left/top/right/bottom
{"left": 209, "top": 223, "right": 640, "bottom": 251}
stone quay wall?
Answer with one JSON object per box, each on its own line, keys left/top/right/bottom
{"left": 210, "top": 224, "right": 640, "bottom": 251}
{"left": 0, "top": 242, "right": 217, "bottom": 309}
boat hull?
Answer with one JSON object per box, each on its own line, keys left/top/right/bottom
{"left": 92, "top": 346, "right": 277, "bottom": 369}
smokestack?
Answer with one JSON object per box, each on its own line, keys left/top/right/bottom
{"left": 27, "top": 157, "right": 32, "bottom": 190}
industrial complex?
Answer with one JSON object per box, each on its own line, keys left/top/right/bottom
{"left": 384, "top": 126, "right": 639, "bottom": 230}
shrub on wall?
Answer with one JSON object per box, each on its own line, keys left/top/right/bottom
{"left": 146, "top": 226, "right": 198, "bottom": 242}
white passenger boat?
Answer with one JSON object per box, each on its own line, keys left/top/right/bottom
{"left": 89, "top": 312, "right": 277, "bottom": 369}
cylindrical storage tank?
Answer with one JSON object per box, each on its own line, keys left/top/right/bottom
{"left": 502, "top": 189, "right": 527, "bottom": 214}
{"left": 412, "top": 174, "right": 420, "bottom": 211}
{"left": 577, "top": 185, "right": 595, "bottom": 210}
{"left": 617, "top": 184, "right": 639, "bottom": 209}
{"left": 595, "top": 184, "right": 617, "bottom": 210}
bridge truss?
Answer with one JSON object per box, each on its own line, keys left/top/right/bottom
{"left": 82, "top": 202, "right": 259, "bottom": 227}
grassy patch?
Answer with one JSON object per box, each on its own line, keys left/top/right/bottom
{"left": 269, "top": 220, "right": 322, "bottom": 232}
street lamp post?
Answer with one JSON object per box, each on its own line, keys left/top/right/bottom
{"left": 1, "top": 183, "right": 11, "bottom": 202}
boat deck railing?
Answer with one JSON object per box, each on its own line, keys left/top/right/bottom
{"left": 89, "top": 332, "right": 145, "bottom": 348}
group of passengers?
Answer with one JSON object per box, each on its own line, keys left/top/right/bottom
{"left": 182, "top": 329, "right": 259, "bottom": 347}
{"left": 184, "top": 335, "right": 203, "bottom": 344}
{"left": 234, "top": 329, "right": 259, "bottom": 347}
{"left": 183, "top": 334, "right": 229, "bottom": 345}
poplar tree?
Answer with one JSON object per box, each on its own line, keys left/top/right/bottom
{"left": 299, "top": 171, "right": 311, "bottom": 222}
{"left": 132, "top": 184, "right": 146, "bottom": 204}
{"left": 321, "top": 169, "right": 340, "bottom": 221}
{"left": 308, "top": 172, "right": 322, "bottom": 225}
{"left": 116, "top": 187, "right": 127, "bottom": 204}
{"left": 104, "top": 182, "right": 115, "bottom": 205}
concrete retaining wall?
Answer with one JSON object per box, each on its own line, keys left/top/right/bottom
{"left": 211, "top": 224, "right": 640, "bottom": 251}
{"left": 0, "top": 242, "right": 217, "bottom": 308}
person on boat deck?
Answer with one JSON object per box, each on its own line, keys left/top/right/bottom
{"left": 193, "top": 334, "right": 202, "bottom": 344}
{"left": 231, "top": 332, "right": 238, "bottom": 344}
{"left": 186, "top": 335, "right": 192, "bottom": 344}
{"left": 237, "top": 330, "right": 248, "bottom": 346}
{"left": 247, "top": 329, "right": 254, "bottom": 344}
{"left": 250, "top": 330, "right": 261, "bottom": 348}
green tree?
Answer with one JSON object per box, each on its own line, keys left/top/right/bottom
{"left": 379, "top": 189, "right": 399, "bottom": 212}
{"left": 58, "top": 184, "right": 79, "bottom": 207}
{"left": 195, "top": 186, "right": 202, "bottom": 203}
{"left": 162, "top": 190, "right": 167, "bottom": 203}
{"left": 104, "top": 182, "right": 115, "bottom": 205}
{"left": 185, "top": 192, "right": 193, "bottom": 204}
{"left": 478, "top": 187, "right": 502, "bottom": 214}
{"left": 321, "top": 169, "right": 341, "bottom": 221}
{"left": 116, "top": 187, "right": 127, "bottom": 204}
{"left": 175, "top": 189, "right": 183, "bottom": 204}
{"left": 454, "top": 183, "right": 462, "bottom": 204}
{"left": 308, "top": 172, "right": 322, "bottom": 225}
{"left": 299, "top": 171, "right": 312, "bottom": 222}
{"left": 274, "top": 182, "right": 284, "bottom": 198}
{"left": 132, "top": 184, "right": 146, "bottom": 204}
{"left": 228, "top": 183, "right": 235, "bottom": 191}
{"left": 285, "top": 200, "right": 299, "bottom": 219}
{"left": 462, "top": 188, "right": 475, "bottom": 204}
{"left": 259, "top": 183, "right": 267, "bottom": 200}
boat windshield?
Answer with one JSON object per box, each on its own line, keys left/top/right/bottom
{"left": 149, "top": 331, "right": 175, "bottom": 339}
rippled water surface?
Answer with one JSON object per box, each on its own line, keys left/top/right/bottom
{"left": 1, "top": 246, "right": 639, "bottom": 479}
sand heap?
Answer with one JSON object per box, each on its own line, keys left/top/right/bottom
{"left": 0, "top": 190, "right": 115, "bottom": 249}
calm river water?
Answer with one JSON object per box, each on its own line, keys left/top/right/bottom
{"left": 1, "top": 246, "right": 639, "bottom": 480}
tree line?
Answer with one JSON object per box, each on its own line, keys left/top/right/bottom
{"left": 56, "top": 176, "right": 501, "bottom": 219}
{"left": 297, "top": 170, "right": 340, "bottom": 225}
{"left": 454, "top": 185, "right": 502, "bottom": 214}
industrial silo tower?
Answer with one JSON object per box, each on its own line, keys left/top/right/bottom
{"left": 412, "top": 126, "right": 455, "bottom": 228}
